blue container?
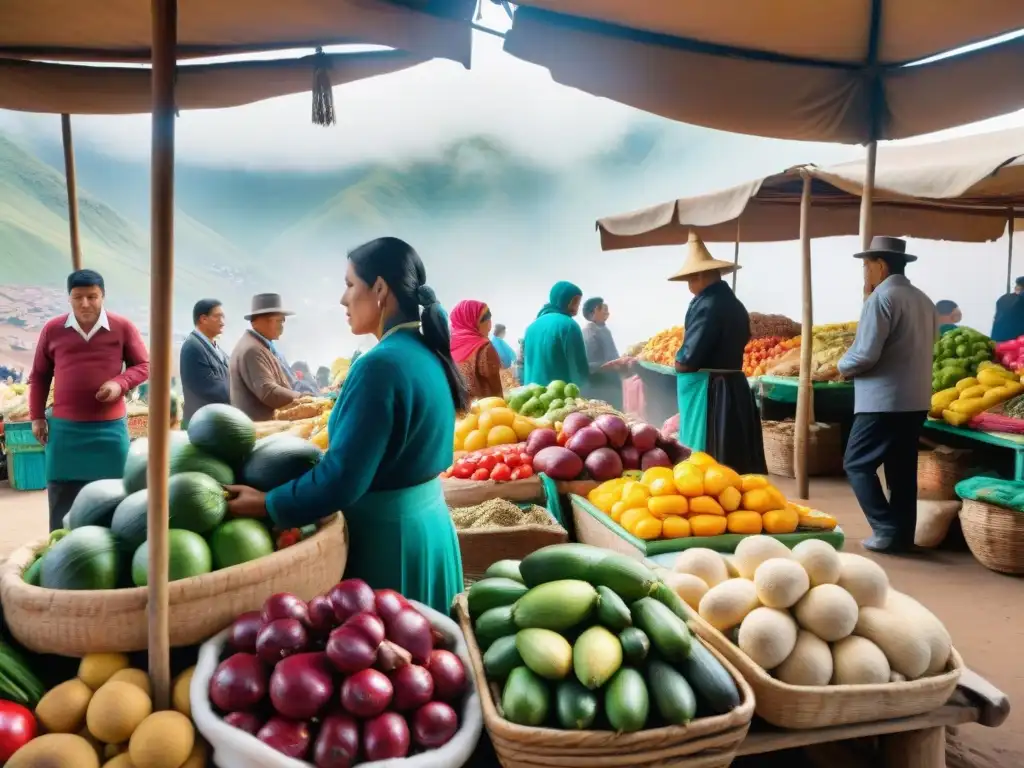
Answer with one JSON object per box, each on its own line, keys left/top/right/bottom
{"left": 4, "top": 421, "right": 46, "bottom": 491}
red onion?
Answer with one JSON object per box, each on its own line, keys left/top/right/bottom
{"left": 209, "top": 653, "right": 267, "bottom": 712}
{"left": 374, "top": 589, "right": 410, "bottom": 627}
{"left": 561, "top": 412, "right": 594, "bottom": 439}
{"left": 412, "top": 701, "right": 459, "bottom": 749}
{"left": 387, "top": 608, "right": 434, "bottom": 664}
{"left": 328, "top": 579, "right": 376, "bottom": 623}
{"left": 227, "top": 611, "right": 263, "bottom": 653}
{"left": 258, "top": 716, "right": 311, "bottom": 759}
{"left": 594, "top": 414, "right": 629, "bottom": 449}
{"left": 427, "top": 649, "right": 467, "bottom": 702}
{"left": 362, "top": 712, "right": 410, "bottom": 761}
{"left": 391, "top": 664, "right": 435, "bottom": 711}
{"left": 342, "top": 612, "right": 385, "bottom": 647}
{"left": 325, "top": 626, "right": 377, "bottom": 675}
{"left": 261, "top": 593, "right": 309, "bottom": 626}
{"left": 224, "top": 711, "right": 264, "bottom": 736}
{"left": 255, "top": 618, "right": 308, "bottom": 664}
{"left": 313, "top": 713, "right": 360, "bottom": 768}
{"left": 307, "top": 595, "right": 337, "bottom": 634}
{"left": 269, "top": 652, "right": 335, "bottom": 720}
{"left": 629, "top": 422, "right": 658, "bottom": 453}
{"left": 340, "top": 669, "right": 393, "bottom": 719}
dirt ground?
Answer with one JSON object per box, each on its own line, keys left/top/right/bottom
{"left": 0, "top": 477, "right": 1019, "bottom": 765}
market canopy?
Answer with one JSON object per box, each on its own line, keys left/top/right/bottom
{"left": 502, "top": 2, "right": 1024, "bottom": 143}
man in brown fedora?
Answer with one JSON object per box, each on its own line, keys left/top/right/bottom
{"left": 671, "top": 233, "right": 766, "bottom": 474}
{"left": 838, "top": 236, "right": 937, "bottom": 554}
{"left": 229, "top": 293, "right": 303, "bottom": 421}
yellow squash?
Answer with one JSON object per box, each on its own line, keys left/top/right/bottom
{"left": 689, "top": 515, "right": 728, "bottom": 537}
{"left": 726, "top": 511, "right": 763, "bottom": 535}
{"left": 662, "top": 516, "right": 691, "bottom": 539}
{"left": 690, "top": 495, "right": 725, "bottom": 516}
{"left": 762, "top": 508, "right": 800, "bottom": 534}
{"left": 648, "top": 495, "right": 689, "bottom": 519}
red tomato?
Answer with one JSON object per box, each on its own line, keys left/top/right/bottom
{"left": 461, "top": 453, "right": 480, "bottom": 465}
{"left": 505, "top": 453, "right": 522, "bottom": 468}
{"left": 490, "top": 463, "right": 512, "bottom": 482}
{"left": 471, "top": 468, "right": 491, "bottom": 481}
{"left": 0, "top": 701, "right": 36, "bottom": 762}
{"left": 452, "top": 464, "right": 474, "bottom": 480}
{"left": 478, "top": 454, "right": 499, "bottom": 472}
{"left": 511, "top": 464, "right": 534, "bottom": 480}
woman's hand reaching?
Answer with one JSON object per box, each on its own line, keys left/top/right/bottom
{"left": 224, "top": 485, "right": 269, "bottom": 519}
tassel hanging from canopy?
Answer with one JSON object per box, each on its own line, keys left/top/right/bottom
{"left": 311, "top": 47, "right": 335, "bottom": 127}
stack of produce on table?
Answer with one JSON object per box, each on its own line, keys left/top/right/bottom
{"left": 587, "top": 453, "right": 837, "bottom": 541}
{"left": 454, "top": 396, "right": 541, "bottom": 452}
{"left": 748, "top": 313, "right": 800, "bottom": 340}
{"left": 208, "top": 582, "right": 470, "bottom": 763}
{"left": 274, "top": 397, "right": 333, "bottom": 422}
{"left": 451, "top": 499, "right": 555, "bottom": 530}
{"left": 330, "top": 357, "right": 353, "bottom": 388}
{"left": 524, "top": 413, "right": 689, "bottom": 484}
{"left": 637, "top": 326, "right": 684, "bottom": 366}
{"left": 929, "top": 361, "right": 1023, "bottom": 425}
{"left": 506, "top": 381, "right": 583, "bottom": 423}
{"left": 764, "top": 323, "right": 858, "bottom": 380}
{"left": 25, "top": 404, "right": 325, "bottom": 591}
{"left": 443, "top": 445, "right": 534, "bottom": 482}
{"left": 932, "top": 326, "right": 997, "bottom": 392}
{"left": 0, "top": 381, "right": 29, "bottom": 422}
{"left": 465, "top": 544, "right": 743, "bottom": 731}
{"left": 667, "top": 538, "right": 953, "bottom": 685}
{"left": 994, "top": 335, "right": 1024, "bottom": 374}
{"left": 7, "top": 652, "right": 201, "bottom": 767}
{"left": 742, "top": 336, "right": 796, "bottom": 377}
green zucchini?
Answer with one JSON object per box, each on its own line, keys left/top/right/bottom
{"left": 483, "top": 636, "right": 523, "bottom": 681}
{"left": 590, "top": 554, "right": 659, "bottom": 602}
{"left": 502, "top": 666, "right": 550, "bottom": 726}
{"left": 618, "top": 627, "right": 651, "bottom": 666}
{"left": 556, "top": 678, "right": 599, "bottom": 730}
{"left": 467, "top": 577, "right": 528, "bottom": 618}
{"left": 518, "top": 543, "right": 607, "bottom": 587}
{"left": 630, "top": 597, "right": 692, "bottom": 662}
{"left": 485, "top": 559, "right": 524, "bottom": 584}
{"left": 647, "top": 658, "right": 696, "bottom": 725}
{"left": 677, "top": 639, "right": 741, "bottom": 715}
{"left": 595, "top": 586, "right": 632, "bottom": 632}
{"left": 474, "top": 605, "right": 516, "bottom": 651}
{"left": 512, "top": 580, "right": 597, "bottom": 631}
{"left": 604, "top": 667, "right": 649, "bottom": 733}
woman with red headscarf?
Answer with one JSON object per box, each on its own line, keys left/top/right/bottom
{"left": 450, "top": 300, "right": 503, "bottom": 400}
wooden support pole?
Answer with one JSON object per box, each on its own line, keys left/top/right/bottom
{"left": 859, "top": 140, "right": 877, "bottom": 251}
{"left": 731, "top": 217, "right": 741, "bottom": 292}
{"left": 794, "top": 173, "right": 814, "bottom": 500}
{"left": 60, "top": 114, "right": 82, "bottom": 271}
{"left": 1006, "top": 210, "right": 1015, "bottom": 294}
{"left": 147, "top": 0, "right": 177, "bottom": 712}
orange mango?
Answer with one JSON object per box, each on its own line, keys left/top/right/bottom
{"left": 689, "top": 496, "right": 725, "bottom": 516}
{"left": 662, "top": 516, "right": 692, "bottom": 539}
{"left": 687, "top": 451, "right": 717, "bottom": 469}
{"left": 673, "top": 463, "right": 705, "bottom": 497}
{"left": 633, "top": 515, "right": 663, "bottom": 541}
{"left": 648, "top": 495, "right": 689, "bottom": 519}
{"left": 726, "top": 511, "right": 763, "bottom": 535}
{"left": 621, "top": 481, "right": 651, "bottom": 509}
{"left": 648, "top": 477, "right": 678, "bottom": 497}
{"left": 689, "top": 514, "right": 728, "bottom": 537}
{"left": 620, "top": 507, "right": 651, "bottom": 532}
{"left": 740, "top": 474, "right": 770, "bottom": 493}
{"left": 640, "top": 467, "right": 675, "bottom": 488}
{"left": 718, "top": 486, "right": 742, "bottom": 513}
{"left": 703, "top": 465, "right": 742, "bottom": 496}
{"left": 741, "top": 489, "right": 776, "bottom": 514}
{"left": 762, "top": 507, "right": 800, "bottom": 534}
{"left": 609, "top": 501, "right": 628, "bottom": 522}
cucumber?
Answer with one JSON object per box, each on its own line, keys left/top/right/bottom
{"left": 474, "top": 605, "right": 516, "bottom": 651}
{"left": 573, "top": 625, "right": 622, "bottom": 690}
{"left": 513, "top": 580, "right": 598, "bottom": 631}
{"left": 23, "top": 557, "right": 43, "bottom": 586}
{"left": 502, "top": 666, "right": 550, "bottom": 726}
{"left": 653, "top": 581, "right": 692, "bottom": 622}
{"left": 483, "top": 636, "right": 523, "bottom": 681}
{"left": 595, "top": 586, "right": 632, "bottom": 632}
{"left": 647, "top": 658, "right": 697, "bottom": 725}
{"left": 555, "top": 678, "right": 599, "bottom": 730}
{"left": 516, "top": 628, "right": 573, "bottom": 680}
{"left": 677, "top": 639, "right": 741, "bottom": 715}
{"left": 630, "top": 597, "right": 692, "bottom": 663}
{"left": 604, "top": 668, "right": 649, "bottom": 733}
{"left": 590, "top": 554, "right": 659, "bottom": 602}
{"left": 519, "top": 543, "right": 607, "bottom": 587}
{"left": 485, "top": 559, "right": 524, "bottom": 584}
{"left": 467, "top": 577, "right": 528, "bottom": 618}
{"left": 618, "top": 627, "right": 650, "bottom": 666}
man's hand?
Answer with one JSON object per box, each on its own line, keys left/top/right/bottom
{"left": 224, "top": 485, "right": 269, "bottom": 519}
{"left": 31, "top": 418, "right": 48, "bottom": 446}
{"left": 95, "top": 380, "right": 123, "bottom": 403}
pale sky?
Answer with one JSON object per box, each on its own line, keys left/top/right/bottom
{"left": 2, "top": 6, "right": 1024, "bottom": 364}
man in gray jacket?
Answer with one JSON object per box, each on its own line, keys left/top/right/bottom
{"left": 179, "top": 298, "right": 230, "bottom": 425}
{"left": 838, "top": 237, "right": 938, "bottom": 554}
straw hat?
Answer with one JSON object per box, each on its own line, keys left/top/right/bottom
{"left": 668, "top": 232, "right": 740, "bottom": 281}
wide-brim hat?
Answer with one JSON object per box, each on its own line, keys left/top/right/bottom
{"left": 244, "top": 293, "right": 294, "bottom": 320}
{"left": 668, "top": 232, "right": 740, "bottom": 281}
{"left": 853, "top": 235, "right": 918, "bottom": 263}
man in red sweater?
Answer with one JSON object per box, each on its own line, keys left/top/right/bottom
{"left": 30, "top": 270, "right": 150, "bottom": 531}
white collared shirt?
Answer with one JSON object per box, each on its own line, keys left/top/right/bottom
{"left": 65, "top": 308, "right": 110, "bottom": 342}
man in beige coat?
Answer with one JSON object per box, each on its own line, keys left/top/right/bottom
{"left": 230, "top": 294, "right": 302, "bottom": 421}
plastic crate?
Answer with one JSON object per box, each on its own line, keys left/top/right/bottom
{"left": 3, "top": 421, "right": 39, "bottom": 448}
{"left": 8, "top": 445, "right": 45, "bottom": 491}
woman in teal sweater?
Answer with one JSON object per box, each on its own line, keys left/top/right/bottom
{"left": 227, "top": 237, "right": 468, "bottom": 613}
{"left": 523, "top": 281, "right": 589, "bottom": 389}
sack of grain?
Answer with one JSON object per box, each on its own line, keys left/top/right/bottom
{"left": 749, "top": 312, "right": 801, "bottom": 340}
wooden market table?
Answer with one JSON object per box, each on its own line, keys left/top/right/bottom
{"left": 923, "top": 420, "right": 1024, "bottom": 480}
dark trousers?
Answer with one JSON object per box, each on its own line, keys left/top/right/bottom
{"left": 843, "top": 411, "right": 926, "bottom": 546}
{"left": 47, "top": 481, "right": 87, "bottom": 532}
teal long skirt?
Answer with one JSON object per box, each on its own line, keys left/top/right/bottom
{"left": 343, "top": 478, "right": 463, "bottom": 615}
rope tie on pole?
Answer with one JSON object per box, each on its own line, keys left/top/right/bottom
{"left": 312, "top": 47, "right": 336, "bottom": 127}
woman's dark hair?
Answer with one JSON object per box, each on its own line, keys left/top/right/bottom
{"left": 349, "top": 237, "right": 470, "bottom": 411}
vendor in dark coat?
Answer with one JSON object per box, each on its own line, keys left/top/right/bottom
{"left": 179, "top": 298, "right": 230, "bottom": 425}
{"left": 673, "top": 233, "right": 766, "bottom": 473}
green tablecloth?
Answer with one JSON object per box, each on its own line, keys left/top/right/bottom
{"left": 924, "top": 420, "right": 1024, "bottom": 480}
{"left": 756, "top": 376, "right": 854, "bottom": 409}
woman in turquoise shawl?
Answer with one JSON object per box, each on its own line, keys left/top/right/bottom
{"left": 523, "top": 281, "right": 589, "bottom": 389}
{"left": 226, "top": 237, "right": 468, "bottom": 613}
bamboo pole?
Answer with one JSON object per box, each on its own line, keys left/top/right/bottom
{"left": 147, "top": 0, "right": 177, "bottom": 712}
{"left": 60, "top": 114, "right": 82, "bottom": 271}
{"left": 1007, "top": 210, "right": 1015, "bottom": 294}
{"left": 794, "top": 172, "right": 814, "bottom": 500}
{"left": 860, "top": 140, "right": 878, "bottom": 299}
{"left": 731, "top": 217, "right": 741, "bottom": 292}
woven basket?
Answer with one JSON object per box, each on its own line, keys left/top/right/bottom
{"left": 763, "top": 421, "right": 844, "bottom": 478}
{"left": 455, "top": 595, "right": 754, "bottom": 768}
{"left": 960, "top": 499, "right": 1024, "bottom": 575}
{"left": 688, "top": 612, "right": 963, "bottom": 730}
{"left": 917, "top": 447, "right": 973, "bottom": 501}
{"left": 0, "top": 514, "right": 348, "bottom": 656}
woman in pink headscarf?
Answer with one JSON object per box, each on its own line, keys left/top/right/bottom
{"left": 449, "top": 300, "right": 503, "bottom": 401}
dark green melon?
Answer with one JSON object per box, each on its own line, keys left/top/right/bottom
{"left": 110, "top": 490, "right": 150, "bottom": 554}
{"left": 67, "top": 479, "right": 127, "bottom": 529}
{"left": 241, "top": 436, "right": 323, "bottom": 492}
{"left": 167, "top": 472, "right": 227, "bottom": 534}
{"left": 123, "top": 435, "right": 233, "bottom": 494}
{"left": 123, "top": 432, "right": 191, "bottom": 494}
{"left": 131, "top": 530, "right": 213, "bottom": 587}
{"left": 187, "top": 404, "right": 256, "bottom": 468}
{"left": 40, "top": 526, "right": 120, "bottom": 590}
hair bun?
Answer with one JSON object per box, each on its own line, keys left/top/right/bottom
{"left": 416, "top": 285, "right": 438, "bottom": 307}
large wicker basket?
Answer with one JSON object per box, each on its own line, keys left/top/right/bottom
{"left": 455, "top": 595, "right": 754, "bottom": 768}
{"left": 763, "top": 420, "right": 843, "bottom": 478}
{"left": 688, "top": 611, "right": 963, "bottom": 730}
{"left": 0, "top": 514, "right": 348, "bottom": 656}
{"left": 960, "top": 499, "right": 1024, "bottom": 574}
{"left": 917, "top": 447, "right": 973, "bottom": 501}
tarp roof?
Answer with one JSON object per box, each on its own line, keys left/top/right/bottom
{"left": 596, "top": 127, "right": 1024, "bottom": 250}
{"left": 502, "top": 2, "right": 1024, "bottom": 143}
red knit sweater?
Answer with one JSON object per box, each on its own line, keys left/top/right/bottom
{"left": 29, "top": 312, "right": 150, "bottom": 422}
